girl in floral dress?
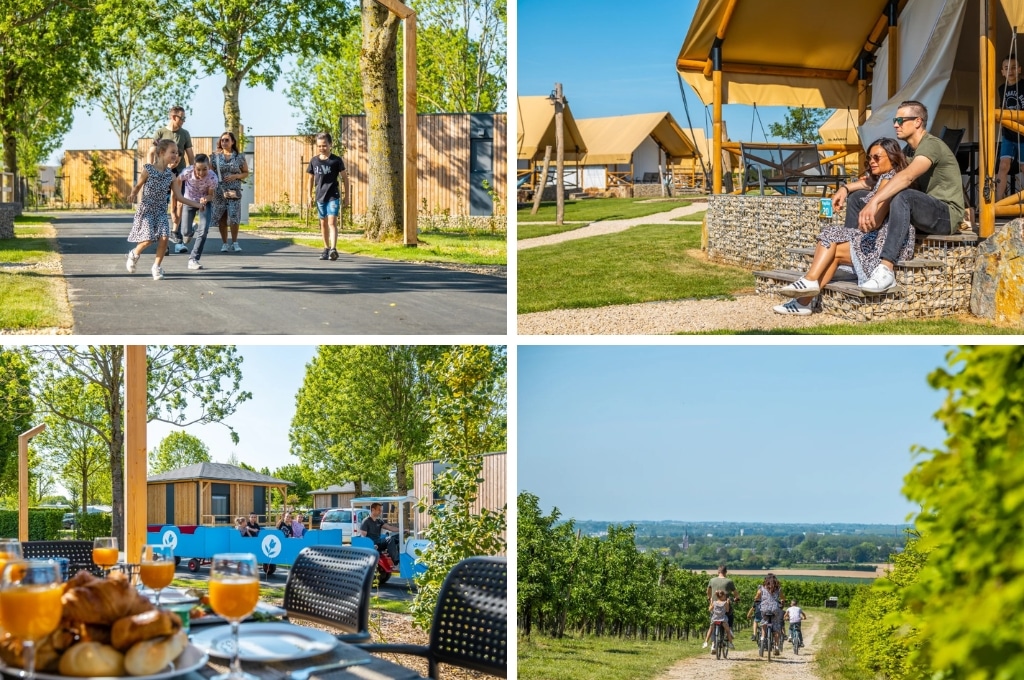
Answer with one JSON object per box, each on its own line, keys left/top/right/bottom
{"left": 126, "top": 139, "right": 202, "bottom": 280}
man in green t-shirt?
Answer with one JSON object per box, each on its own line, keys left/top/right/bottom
{"left": 706, "top": 565, "right": 738, "bottom": 631}
{"left": 148, "top": 106, "right": 195, "bottom": 251}
{"left": 832, "top": 100, "right": 965, "bottom": 295}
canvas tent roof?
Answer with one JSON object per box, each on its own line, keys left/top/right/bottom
{"left": 682, "top": 125, "right": 734, "bottom": 171}
{"left": 517, "top": 96, "right": 587, "bottom": 161}
{"left": 818, "top": 110, "right": 871, "bottom": 146}
{"left": 575, "top": 112, "right": 698, "bottom": 165}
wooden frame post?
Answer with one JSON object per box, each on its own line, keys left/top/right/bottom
{"left": 980, "top": 0, "right": 997, "bottom": 237}
{"left": 374, "top": 0, "right": 418, "bottom": 245}
{"left": 887, "top": 0, "right": 899, "bottom": 99}
{"left": 712, "top": 41, "right": 724, "bottom": 194}
{"left": 18, "top": 424, "right": 46, "bottom": 542}
{"left": 125, "top": 346, "right": 147, "bottom": 566}
{"left": 554, "top": 83, "right": 565, "bottom": 225}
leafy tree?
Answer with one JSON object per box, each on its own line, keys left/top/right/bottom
{"left": 271, "top": 464, "right": 312, "bottom": 505}
{"left": 0, "top": 350, "right": 34, "bottom": 497}
{"left": 361, "top": 0, "right": 404, "bottom": 241}
{"left": 290, "top": 345, "right": 440, "bottom": 494}
{"left": 148, "top": 431, "right": 212, "bottom": 474}
{"left": 153, "top": 0, "right": 352, "bottom": 139}
{"left": 768, "top": 107, "right": 831, "bottom": 144}
{"left": 285, "top": 31, "right": 365, "bottom": 141}
{"left": 26, "top": 346, "right": 251, "bottom": 543}
{"left": 33, "top": 375, "right": 111, "bottom": 511}
{"left": 0, "top": 0, "right": 101, "bottom": 204}
{"left": 413, "top": 0, "right": 506, "bottom": 112}
{"left": 894, "top": 346, "right": 1024, "bottom": 678}
{"left": 411, "top": 345, "right": 506, "bottom": 629}
{"left": 87, "top": 41, "right": 196, "bottom": 150}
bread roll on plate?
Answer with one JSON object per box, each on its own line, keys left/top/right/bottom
{"left": 57, "top": 642, "right": 126, "bottom": 677}
{"left": 124, "top": 629, "right": 188, "bottom": 676}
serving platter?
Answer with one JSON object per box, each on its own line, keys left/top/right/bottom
{"left": 190, "top": 622, "right": 338, "bottom": 662}
{"left": 3, "top": 644, "right": 208, "bottom": 680}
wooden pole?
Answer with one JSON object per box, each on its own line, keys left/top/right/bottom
{"left": 980, "top": 0, "right": 996, "bottom": 237}
{"left": 18, "top": 424, "right": 46, "bottom": 542}
{"left": 531, "top": 145, "right": 552, "bottom": 214}
{"left": 887, "top": 0, "right": 899, "bottom": 99}
{"left": 712, "top": 68, "right": 723, "bottom": 194}
{"left": 554, "top": 83, "right": 565, "bottom": 226}
{"left": 125, "top": 346, "right": 147, "bottom": 566}
{"left": 403, "top": 12, "right": 418, "bottom": 246}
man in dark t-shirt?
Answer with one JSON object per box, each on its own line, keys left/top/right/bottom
{"left": 997, "top": 58, "right": 1024, "bottom": 198}
{"left": 360, "top": 502, "right": 399, "bottom": 562}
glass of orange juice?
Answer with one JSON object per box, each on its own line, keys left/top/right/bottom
{"left": 0, "top": 539, "right": 22, "bottom": 634}
{"left": 140, "top": 544, "right": 175, "bottom": 607}
{"left": 1, "top": 560, "right": 63, "bottom": 679}
{"left": 209, "top": 553, "right": 259, "bottom": 680}
{"left": 92, "top": 537, "right": 119, "bottom": 576}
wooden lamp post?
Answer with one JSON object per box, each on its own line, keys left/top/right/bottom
{"left": 17, "top": 424, "right": 46, "bottom": 542}
{"left": 125, "top": 346, "right": 147, "bottom": 566}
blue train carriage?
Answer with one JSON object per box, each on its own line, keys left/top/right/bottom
{"left": 147, "top": 523, "right": 348, "bottom": 575}
{"left": 349, "top": 495, "right": 430, "bottom": 580}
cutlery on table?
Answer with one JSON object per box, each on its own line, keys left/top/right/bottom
{"left": 286, "top": 657, "right": 372, "bottom": 680}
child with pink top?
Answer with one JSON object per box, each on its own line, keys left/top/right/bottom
{"left": 176, "top": 153, "right": 219, "bottom": 270}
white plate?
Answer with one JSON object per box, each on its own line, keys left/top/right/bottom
{"left": 4, "top": 643, "right": 208, "bottom": 680}
{"left": 148, "top": 588, "right": 200, "bottom": 605}
{"left": 190, "top": 622, "right": 339, "bottom": 662}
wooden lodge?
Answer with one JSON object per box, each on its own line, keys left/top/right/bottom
{"left": 412, "top": 451, "right": 506, "bottom": 544}
{"left": 147, "top": 462, "right": 292, "bottom": 527}
{"left": 309, "top": 482, "right": 360, "bottom": 510}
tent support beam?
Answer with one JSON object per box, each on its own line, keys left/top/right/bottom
{"left": 858, "top": 54, "right": 869, "bottom": 174}
{"left": 702, "top": 0, "right": 740, "bottom": 77}
{"left": 712, "top": 41, "right": 723, "bottom": 194}
{"left": 887, "top": 0, "right": 899, "bottom": 99}
{"left": 980, "top": 0, "right": 996, "bottom": 237}
{"left": 681, "top": 59, "right": 849, "bottom": 81}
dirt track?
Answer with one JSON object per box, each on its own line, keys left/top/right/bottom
{"left": 655, "top": 615, "right": 827, "bottom": 680}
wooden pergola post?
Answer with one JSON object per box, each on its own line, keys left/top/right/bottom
{"left": 887, "top": 0, "right": 899, "bottom": 99}
{"left": 980, "top": 0, "right": 997, "bottom": 237}
{"left": 125, "top": 346, "right": 147, "bottom": 565}
{"left": 374, "top": 0, "right": 418, "bottom": 246}
{"left": 18, "top": 424, "right": 46, "bottom": 542}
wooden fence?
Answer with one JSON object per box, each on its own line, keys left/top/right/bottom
{"left": 413, "top": 451, "right": 507, "bottom": 548}
{"left": 64, "top": 114, "right": 506, "bottom": 215}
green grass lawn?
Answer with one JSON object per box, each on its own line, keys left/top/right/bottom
{"left": 815, "top": 610, "right": 874, "bottom": 680}
{"left": 519, "top": 632, "right": 705, "bottom": 680}
{"left": 693, "top": 318, "right": 1023, "bottom": 335}
{"left": 518, "top": 223, "right": 752, "bottom": 313}
{"left": 0, "top": 217, "right": 72, "bottom": 330}
{"left": 518, "top": 197, "right": 692, "bottom": 223}
{"left": 244, "top": 216, "right": 505, "bottom": 266}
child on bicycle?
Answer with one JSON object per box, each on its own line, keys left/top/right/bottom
{"left": 747, "top": 604, "right": 762, "bottom": 641}
{"left": 702, "top": 590, "right": 735, "bottom": 649}
{"left": 785, "top": 599, "right": 806, "bottom": 644}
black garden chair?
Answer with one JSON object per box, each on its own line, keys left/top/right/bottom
{"left": 283, "top": 545, "right": 379, "bottom": 643}
{"left": 22, "top": 540, "right": 103, "bottom": 577}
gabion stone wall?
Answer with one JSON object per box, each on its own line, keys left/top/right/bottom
{"left": 706, "top": 195, "right": 833, "bottom": 269}
{"left": 0, "top": 203, "right": 22, "bottom": 240}
{"left": 632, "top": 183, "right": 668, "bottom": 198}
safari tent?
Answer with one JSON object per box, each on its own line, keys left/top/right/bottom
{"left": 818, "top": 110, "right": 872, "bottom": 173}
{"left": 575, "top": 112, "right": 699, "bottom": 190}
{"left": 681, "top": 124, "right": 734, "bottom": 189}
{"left": 517, "top": 95, "right": 587, "bottom": 195}
{"left": 676, "top": 0, "right": 1024, "bottom": 236}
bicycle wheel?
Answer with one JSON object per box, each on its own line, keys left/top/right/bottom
{"left": 758, "top": 627, "right": 765, "bottom": 657}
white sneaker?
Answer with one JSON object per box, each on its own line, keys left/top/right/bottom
{"left": 231, "top": 242, "right": 242, "bottom": 252}
{"left": 151, "top": 264, "right": 164, "bottom": 280}
{"left": 860, "top": 265, "right": 896, "bottom": 294}
{"left": 187, "top": 259, "right": 202, "bottom": 270}
{"left": 702, "top": 642, "right": 708, "bottom": 649}
{"left": 220, "top": 243, "right": 230, "bottom": 252}
{"left": 773, "top": 298, "right": 813, "bottom": 316}
{"left": 125, "top": 250, "right": 139, "bottom": 274}
{"left": 174, "top": 243, "right": 189, "bottom": 254}
{"left": 779, "top": 277, "right": 820, "bottom": 298}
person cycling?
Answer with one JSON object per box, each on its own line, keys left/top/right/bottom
{"left": 706, "top": 565, "right": 739, "bottom": 637}
{"left": 702, "top": 590, "right": 736, "bottom": 650}
{"left": 785, "top": 599, "right": 807, "bottom": 647}
{"left": 747, "top": 603, "right": 762, "bottom": 642}
{"left": 753, "top": 573, "right": 785, "bottom": 653}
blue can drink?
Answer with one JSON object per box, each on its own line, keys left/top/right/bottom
{"left": 820, "top": 198, "right": 833, "bottom": 219}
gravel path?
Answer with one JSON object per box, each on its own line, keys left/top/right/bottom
{"left": 656, "top": 615, "right": 826, "bottom": 680}
{"left": 517, "top": 203, "right": 706, "bottom": 250}
{"left": 518, "top": 295, "right": 844, "bottom": 335}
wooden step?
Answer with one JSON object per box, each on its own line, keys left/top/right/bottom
{"left": 754, "top": 269, "right": 876, "bottom": 298}
{"left": 782, "top": 247, "right": 947, "bottom": 270}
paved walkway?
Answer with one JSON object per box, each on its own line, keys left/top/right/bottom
{"left": 517, "top": 203, "right": 706, "bottom": 250}
{"left": 51, "top": 213, "right": 506, "bottom": 335}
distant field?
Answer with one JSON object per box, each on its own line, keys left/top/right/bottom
{"left": 702, "top": 566, "right": 889, "bottom": 581}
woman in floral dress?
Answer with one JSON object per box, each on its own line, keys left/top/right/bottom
{"left": 210, "top": 131, "right": 250, "bottom": 252}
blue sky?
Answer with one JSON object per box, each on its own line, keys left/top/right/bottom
{"left": 147, "top": 345, "right": 317, "bottom": 473}
{"left": 517, "top": 0, "right": 793, "bottom": 144}
{"left": 518, "top": 345, "right": 957, "bottom": 525}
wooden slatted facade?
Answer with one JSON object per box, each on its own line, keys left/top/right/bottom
{"left": 65, "top": 114, "right": 506, "bottom": 215}
{"left": 413, "top": 451, "right": 506, "bottom": 546}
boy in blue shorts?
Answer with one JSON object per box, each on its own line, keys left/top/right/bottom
{"left": 307, "top": 131, "right": 350, "bottom": 261}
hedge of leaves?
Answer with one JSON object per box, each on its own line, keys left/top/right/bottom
{"left": 519, "top": 492, "right": 865, "bottom": 640}
{"left": 0, "top": 509, "right": 64, "bottom": 541}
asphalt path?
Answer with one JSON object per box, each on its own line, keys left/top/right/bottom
{"left": 52, "top": 213, "right": 506, "bottom": 335}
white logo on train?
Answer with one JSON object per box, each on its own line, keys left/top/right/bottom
{"left": 162, "top": 530, "right": 178, "bottom": 550}
{"left": 262, "top": 535, "right": 282, "bottom": 559}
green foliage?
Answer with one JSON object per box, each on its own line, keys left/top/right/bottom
{"left": 0, "top": 509, "right": 64, "bottom": 540}
{"left": 895, "top": 346, "right": 1024, "bottom": 679}
{"left": 0, "top": 350, "right": 34, "bottom": 497}
{"left": 148, "top": 431, "right": 212, "bottom": 474}
{"left": 286, "top": 31, "right": 364, "bottom": 138}
{"left": 847, "top": 536, "right": 929, "bottom": 680}
{"left": 767, "top": 107, "right": 832, "bottom": 144}
{"left": 271, "top": 464, "right": 312, "bottom": 505}
{"left": 411, "top": 346, "right": 507, "bottom": 629}
{"left": 88, "top": 152, "right": 113, "bottom": 207}
{"left": 74, "top": 511, "right": 112, "bottom": 541}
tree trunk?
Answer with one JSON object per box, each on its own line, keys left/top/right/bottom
{"left": 360, "top": 0, "right": 403, "bottom": 241}
{"left": 222, "top": 76, "right": 243, "bottom": 139}
{"left": 2, "top": 133, "right": 18, "bottom": 205}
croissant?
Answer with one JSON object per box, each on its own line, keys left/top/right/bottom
{"left": 0, "top": 630, "right": 67, "bottom": 672}
{"left": 111, "top": 609, "right": 182, "bottom": 651}
{"left": 62, "top": 572, "right": 153, "bottom": 625}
